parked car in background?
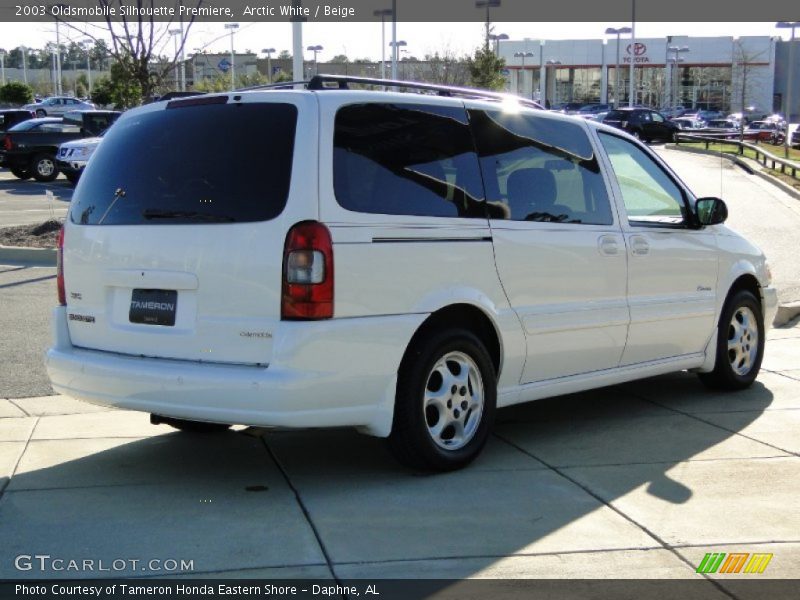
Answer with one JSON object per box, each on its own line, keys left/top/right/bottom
{"left": 746, "top": 120, "right": 782, "bottom": 143}
{"left": 791, "top": 125, "right": 800, "bottom": 148}
{"left": 555, "top": 102, "right": 585, "bottom": 114}
{"left": 56, "top": 134, "right": 103, "bottom": 184}
{"left": 22, "top": 96, "right": 96, "bottom": 118}
{"left": 703, "top": 119, "right": 740, "bottom": 135}
{"left": 661, "top": 106, "right": 688, "bottom": 118}
{"left": 671, "top": 117, "right": 705, "bottom": 131}
{"left": 45, "top": 77, "right": 777, "bottom": 471}
{"left": 1, "top": 111, "right": 119, "bottom": 182}
{"left": 602, "top": 107, "right": 679, "bottom": 142}
{"left": 577, "top": 103, "right": 610, "bottom": 116}
{"left": 0, "top": 109, "right": 35, "bottom": 133}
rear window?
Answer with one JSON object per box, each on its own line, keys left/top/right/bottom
{"left": 70, "top": 102, "right": 297, "bottom": 225}
{"left": 604, "top": 110, "right": 627, "bottom": 121}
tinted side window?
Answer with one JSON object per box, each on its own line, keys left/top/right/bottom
{"left": 333, "top": 103, "right": 485, "bottom": 218}
{"left": 469, "top": 110, "right": 613, "bottom": 225}
{"left": 598, "top": 132, "right": 686, "bottom": 226}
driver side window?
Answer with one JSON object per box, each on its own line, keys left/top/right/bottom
{"left": 599, "top": 132, "right": 687, "bottom": 226}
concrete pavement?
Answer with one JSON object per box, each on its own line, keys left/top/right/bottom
{"left": 0, "top": 170, "right": 70, "bottom": 228}
{"left": 0, "top": 320, "right": 798, "bottom": 584}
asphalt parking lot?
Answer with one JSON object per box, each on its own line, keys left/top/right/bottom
{"left": 0, "top": 151, "right": 799, "bottom": 586}
{"left": 0, "top": 170, "right": 71, "bottom": 228}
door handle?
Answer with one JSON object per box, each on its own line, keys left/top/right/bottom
{"left": 597, "top": 234, "right": 620, "bottom": 256}
{"left": 629, "top": 235, "right": 650, "bottom": 256}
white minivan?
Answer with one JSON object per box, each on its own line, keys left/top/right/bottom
{"left": 46, "top": 77, "right": 778, "bottom": 471}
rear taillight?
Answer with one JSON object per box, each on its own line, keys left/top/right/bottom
{"left": 56, "top": 226, "right": 66, "bottom": 306}
{"left": 281, "top": 221, "right": 333, "bottom": 320}
{"left": 2, "top": 136, "right": 12, "bottom": 151}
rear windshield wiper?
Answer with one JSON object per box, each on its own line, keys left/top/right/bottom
{"left": 141, "top": 209, "right": 236, "bottom": 222}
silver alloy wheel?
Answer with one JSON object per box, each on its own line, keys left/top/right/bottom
{"left": 728, "top": 306, "right": 758, "bottom": 376}
{"left": 423, "top": 351, "right": 484, "bottom": 451}
{"left": 36, "top": 158, "right": 55, "bottom": 177}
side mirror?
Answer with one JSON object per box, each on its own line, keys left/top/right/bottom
{"left": 695, "top": 197, "right": 728, "bottom": 226}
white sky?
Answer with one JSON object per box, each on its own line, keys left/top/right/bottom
{"left": 0, "top": 21, "right": 789, "bottom": 61}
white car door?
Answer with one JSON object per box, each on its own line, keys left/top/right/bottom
{"left": 596, "top": 131, "right": 718, "bottom": 365}
{"left": 468, "top": 106, "right": 629, "bottom": 384}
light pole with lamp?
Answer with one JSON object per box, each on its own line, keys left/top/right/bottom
{"left": 605, "top": 26, "right": 631, "bottom": 108}
{"left": 547, "top": 59, "right": 561, "bottom": 107}
{"left": 261, "top": 48, "right": 276, "bottom": 83}
{"left": 80, "top": 39, "right": 92, "bottom": 94}
{"left": 776, "top": 21, "right": 798, "bottom": 158}
{"left": 475, "top": 0, "right": 501, "bottom": 48}
{"left": 514, "top": 51, "right": 534, "bottom": 97}
{"left": 373, "top": 8, "right": 392, "bottom": 79}
{"left": 20, "top": 46, "right": 28, "bottom": 85}
{"left": 169, "top": 29, "right": 182, "bottom": 91}
{"left": 629, "top": 0, "right": 636, "bottom": 107}
{"left": 389, "top": 40, "right": 407, "bottom": 79}
{"left": 667, "top": 46, "right": 689, "bottom": 109}
{"left": 307, "top": 45, "right": 323, "bottom": 75}
{"left": 0, "top": 49, "right": 5, "bottom": 86}
{"left": 489, "top": 33, "right": 509, "bottom": 56}
{"left": 224, "top": 23, "right": 239, "bottom": 89}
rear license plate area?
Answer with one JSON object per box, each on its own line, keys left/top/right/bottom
{"left": 129, "top": 289, "right": 177, "bottom": 326}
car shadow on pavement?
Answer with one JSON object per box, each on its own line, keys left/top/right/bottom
{"left": 0, "top": 371, "right": 778, "bottom": 585}
{"left": 0, "top": 178, "right": 72, "bottom": 200}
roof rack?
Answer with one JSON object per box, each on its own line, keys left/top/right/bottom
{"left": 234, "top": 80, "right": 310, "bottom": 92}
{"left": 307, "top": 74, "right": 543, "bottom": 109}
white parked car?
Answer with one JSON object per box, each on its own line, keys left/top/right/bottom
{"left": 56, "top": 135, "right": 103, "bottom": 184}
{"left": 45, "top": 76, "right": 778, "bottom": 471}
{"left": 23, "top": 97, "right": 96, "bottom": 117}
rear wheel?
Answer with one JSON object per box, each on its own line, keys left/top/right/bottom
{"left": 698, "top": 289, "right": 764, "bottom": 390}
{"left": 388, "top": 329, "right": 496, "bottom": 471}
{"left": 30, "top": 153, "right": 59, "bottom": 182}
{"left": 10, "top": 167, "right": 31, "bottom": 180}
{"left": 151, "top": 414, "right": 232, "bottom": 433}
{"left": 35, "top": 109, "right": 46, "bottom": 118}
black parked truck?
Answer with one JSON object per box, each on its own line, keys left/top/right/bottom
{"left": 0, "top": 110, "right": 120, "bottom": 182}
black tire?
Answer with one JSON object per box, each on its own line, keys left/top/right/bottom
{"left": 35, "top": 109, "right": 46, "bottom": 117}
{"left": 388, "top": 328, "right": 496, "bottom": 471}
{"left": 10, "top": 167, "right": 31, "bottom": 180}
{"left": 152, "top": 415, "right": 232, "bottom": 433}
{"left": 698, "top": 289, "right": 765, "bottom": 390}
{"left": 64, "top": 172, "right": 80, "bottom": 185}
{"left": 30, "top": 153, "right": 59, "bottom": 182}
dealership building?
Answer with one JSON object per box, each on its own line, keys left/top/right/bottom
{"left": 499, "top": 35, "right": 799, "bottom": 119}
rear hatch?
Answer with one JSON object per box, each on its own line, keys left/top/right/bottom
{"left": 602, "top": 109, "right": 630, "bottom": 129}
{"left": 63, "top": 94, "right": 312, "bottom": 365}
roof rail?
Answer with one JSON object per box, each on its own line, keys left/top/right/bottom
{"left": 234, "top": 80, "right": 310, "bottom": 92}
{"left": 306, "top": 74, "right": 543, "bottom": 110}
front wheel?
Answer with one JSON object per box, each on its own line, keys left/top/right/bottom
{"left": 388, "top": 329, "right": 496, "bottom": 471}
{"left": 698, "top": 289, "right": 764, "bottom": 390}
{"left": 30, "top": 153, "right": 59, "bottom": 182}
{"left": 35, "top": 109, "right": 46, "bottom": 118}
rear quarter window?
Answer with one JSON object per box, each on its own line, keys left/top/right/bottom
{"left": 69, "top": 102, "right": 297, "bottom": 225}
{"left": 333, "top": 103, "right": 485, "bottom": 218}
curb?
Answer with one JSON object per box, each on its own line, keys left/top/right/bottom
{"left": 0, "top": 245, "right": 57, "bottom": 266}
{"left": 666, "top": 144, "right": 800, "bottom": 201}
{"left": 775, "top": 303, "right": 800, "bottom": 328}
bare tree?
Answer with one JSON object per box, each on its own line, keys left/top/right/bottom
{"left": 60, "top": 0, "right": 202, "bottom": 102}
{"left": 732, "top": 39, "right": 768, "bottom": 141}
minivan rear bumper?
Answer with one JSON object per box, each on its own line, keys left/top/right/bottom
{"left": 45, "top": 307, "right": 424, "bottom": 437}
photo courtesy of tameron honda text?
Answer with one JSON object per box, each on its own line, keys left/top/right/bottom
{"left": 26, "top": 0, "right": 788, "bottom": 473}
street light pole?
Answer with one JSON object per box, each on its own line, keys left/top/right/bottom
{"left": 389, "top": 40, "right": 407, "bottom": 79}
{"left": 777, "top": 21, "right": 798, "bottom": 158}
{"left": 0, "top": 50, "right": 5, "bottom": 86}
{"left": 514, "top": 51, "right": 534, "bottom": 97}
{"left": 667, "top": 46, "right": 689, "bottom": 108}
{"left": 605, "top": 27, "right": 632, "bottom": 109}
{"left": 21, "top": 46, "right": 27, "bottom": 85}
{"left": 224, "top": 23, "right": 239, "bottom": 89}
{"left": 391, "top": 0, "right": 398, "bottom": 79}
{"left": 307, "top": 45, "right": 323, "bottom": 75}
{"left": 629, "top": 0, "right": 636, "bottom": 107}
{"left": 81, "top": 39, "right": 92, "bottom": 94}
{"left": 475, "top": 0, "right": 501, "bottom": 48}
{"left": 262, "top": 48, "right": 275, "bottom": 83}
{"left": 373, "top": 8, "right": 392, "bottom": 79}
{"left": 169, "top": 29, "right": 181, "bottom": 91}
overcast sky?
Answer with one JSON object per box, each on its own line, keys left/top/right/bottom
{"left": 0, "top": 21, "right": 788, "bottom": 60}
